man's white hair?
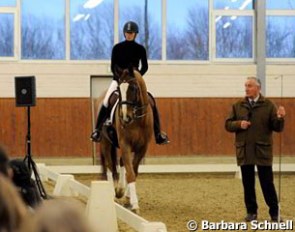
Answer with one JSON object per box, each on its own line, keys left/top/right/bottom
{"left": 247, "top": 76, "right": 261, "bottom": 86}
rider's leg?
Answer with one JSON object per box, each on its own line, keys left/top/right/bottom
{"left": 91, "top": 80, "right": 118, "bottom": 142}
{"left": 148, "top": 92, "right": 170, "bottom": 145}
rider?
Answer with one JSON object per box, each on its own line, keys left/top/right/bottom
{"left": 91, "top": 21, "right": 169, "bottom": 145}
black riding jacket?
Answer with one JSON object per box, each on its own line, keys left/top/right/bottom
{"left": 111, "top": 40, "right": 148, "bottom": 78}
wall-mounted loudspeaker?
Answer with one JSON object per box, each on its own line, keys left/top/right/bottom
{"left": 15, "top": 76, "right": 36, "bottom": 107}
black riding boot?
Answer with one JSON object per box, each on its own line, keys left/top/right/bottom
{"left": 90, "top": 105, "right": 109, "bottom": 142}
{"left": 152, "top": 104, "right": 170, "bottom": 145}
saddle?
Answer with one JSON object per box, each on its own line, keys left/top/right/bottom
{"left": 102, "top": 91, "right": 119, "bottom": 148}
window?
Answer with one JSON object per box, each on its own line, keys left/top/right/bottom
{"left": 2, "top": 0, "right": 295, "bottom": 62}
{"left": 21, "top": 0, "right": 65, "bottom": 59}
{"left": 119, "top": 0, "right": 162, "bottom": 60}
{"left": 215, "top": 16, "right": 253, "bottom": 58}
{"left": 267, "top": 17, "right": 295, "bottom": 58}
{"left": 267, "top": 0, "right": 295, "bottom": 10}
{"left": 167, "top": 0, "right": 209, "bottom": 60}
{"left": 213, "top": 0, "right": 254, "bottom": 60}
{"left": 70, "top": 0, "right": 114, "bottom": 60}
{"left": 0, "top": 0, "right": 16, "bottom": 7}
{"left": 0, "top": 1, "right": 16, "bottom": 58}
{"left": 266, "top": 1, "right": 295, "bottom": 58}
{"left": 214, "top": 0, "right": 253, "bottom": 10}
{"left": 0, "top": 13, "right": 14, "bottom": 57}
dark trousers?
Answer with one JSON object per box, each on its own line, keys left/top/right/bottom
{"left": 240, "top": 165, "right": 279, "bottom": 217}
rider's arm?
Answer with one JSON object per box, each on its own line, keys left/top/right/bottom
{"left": 111, "top": 46, "right": 117, "bottom": 75}
{"left": 139, "top": 46, "right": 148, "bottom": 76}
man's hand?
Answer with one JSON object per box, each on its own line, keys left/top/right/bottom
{"left": 240, "top": 120, "right": 251, "bottom": 129}
{"left": 277, "top": 106, "right": 286, "bottom": 118}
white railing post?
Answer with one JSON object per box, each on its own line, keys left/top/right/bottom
{"left": 53, "top": 174, "right": 77, "bottom": 196}
{"left": 85, "top": 181, "right": 118, "bottom": 232}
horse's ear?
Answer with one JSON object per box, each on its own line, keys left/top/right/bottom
{"left": 114, "top": 65, "right": 123, "bottom": 80}
{"left": 128, "top": 64, "right": 135, "bottom": 78}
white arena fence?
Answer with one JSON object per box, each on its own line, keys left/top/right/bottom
{"left": 37, "top": 163, "right": 295, "bottom": 231}
{"left": 37, "top": 164, "right": 167, "bottom": 232}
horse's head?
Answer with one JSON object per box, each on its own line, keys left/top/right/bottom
{"left": 115, "top": 66, "right": 147, "bottom": 125}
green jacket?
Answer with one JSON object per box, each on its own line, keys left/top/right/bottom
{"left": 225, "top": 95, "right": 284, "bottom": 166}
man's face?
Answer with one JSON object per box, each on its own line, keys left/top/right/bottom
{"left": 245, "top": 79, "right": 260, "bottom": 99}
{"left": 125, "top": 32, "right": 136, "bottom": 41}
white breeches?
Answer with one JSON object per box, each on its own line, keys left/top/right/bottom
{"left": 103, "top": 80, "right": 118, "bottom": 107}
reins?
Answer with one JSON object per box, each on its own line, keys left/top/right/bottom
{"left": 118, "top": 73, "right": 148, "bottom": 124}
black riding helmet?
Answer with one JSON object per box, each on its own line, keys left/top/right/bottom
{"left": 123, "top": 21, "right": 139, "bottom": 34}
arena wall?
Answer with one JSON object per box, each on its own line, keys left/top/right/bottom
{"left": 0, "top": 62, "right": 294, "bottom": 158}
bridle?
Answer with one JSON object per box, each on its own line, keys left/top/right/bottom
{"left": 118, "top": 76, "right": 148, "bottom": 124}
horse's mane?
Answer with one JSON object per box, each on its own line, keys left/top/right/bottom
{"left": 133, "top": 70, "right": 148, "bottom": 103}
{"left": 134, "top": 69, "right": 147, "bottom": 89}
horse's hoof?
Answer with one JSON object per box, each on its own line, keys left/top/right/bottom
{"left": 124, "top": 202, "right": 132, "bottom": 209}
{"left": 123, "top": 202, "right": 140, "bottom": 214}
{"left": 115, "top": 187, "right": 125, "bottom": 198}
{"left": 120, "top": 196, "right": 131, "bottom": 207}
{"left": 131, "top": 208, "right": 140, "bottom": 215}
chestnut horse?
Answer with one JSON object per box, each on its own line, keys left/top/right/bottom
{"left": 100, "top": 66, "right": 153, "bottom": 212}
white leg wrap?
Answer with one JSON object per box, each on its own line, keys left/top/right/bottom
{"left": 125, "top": 183, "right": 130, "bottom": 198}
{"left": 103, "top": 80, "right": 118, "bottom": 107}
{"left": 128, "top": 182, "right": 139, "bottom": 209}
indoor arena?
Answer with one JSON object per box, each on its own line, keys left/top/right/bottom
{"left": 0, "top": 0, "right": 294, "bottom": 231}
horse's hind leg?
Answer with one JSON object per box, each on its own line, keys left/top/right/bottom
{"left": 111, "top": 146, "right": 125, "bottom": 198}
{"left": 100, "top": 138, "right": 124, "bottom": 198}
{"left": 99, "top": 138, "right": 109, "bottom": 180}
{"left": 100, "top": 151, "right": 107, "bottom": 180}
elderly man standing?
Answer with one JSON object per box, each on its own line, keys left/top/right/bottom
{"left": 225, "top": 77, "right": 286, "bottom": 222}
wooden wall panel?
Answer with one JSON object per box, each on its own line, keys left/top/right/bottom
{"left": 0, "top": 98, "right": 92, "bottom": 157}
{"left": 147, "top": 98, "right": 295, "bottom": 157}
{"left": 0, "top": 98, "right": 294, "bottom": 158}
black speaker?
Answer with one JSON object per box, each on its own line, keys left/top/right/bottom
{"left": 15, "top": 76, "right": 36, "bottom": 107}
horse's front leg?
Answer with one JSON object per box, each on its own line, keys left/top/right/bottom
{"left": 121, "top": 147, "right": 139, "bottom": 213}
{"left": 133, "top": 145, "right": 148, "bottom": 177}
{"left": 117, "top": 157, "right": 126, "bottom": 197}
